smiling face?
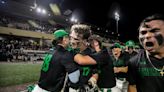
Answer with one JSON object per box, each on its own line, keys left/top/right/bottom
{"left": 69, "top": 24, "right": 91, "bottom": 50}
{"left": 139, "top": 20, "right": 164, "bottom": 54}
{"left": 69, "top": 30, "right": 81, "bottom": 49}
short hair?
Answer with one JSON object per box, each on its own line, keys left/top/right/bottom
{"left": 139, "top": 14, "right": 164, "bottom": 29}
{"left": 70, "top": 24, "right": 91, "bottom": 40}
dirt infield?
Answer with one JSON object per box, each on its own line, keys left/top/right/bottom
{"left": 0, "top": 82, "right": 36, "bottom": 92}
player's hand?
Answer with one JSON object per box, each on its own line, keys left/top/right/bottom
{"left": 114, "top": 67, "right": 120, "bottom": 73}
{"left": 88, "top": 77, "right": 97, "bottom": 87}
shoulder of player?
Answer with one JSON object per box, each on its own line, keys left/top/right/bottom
{"left": 101, "top": 47, "right": 108, "bottom": 52}
{"left": 129, "top": 49, "right": 145, "bottom": 64}
{"left": 53, "top": 48, "right": 73, "bottom": 59}
{"left": 62, "top": 50, "right": 74, "bottom": 59}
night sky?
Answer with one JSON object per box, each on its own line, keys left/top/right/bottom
{"left": 7, "top": 0, "right": 164, "bottom": 42}
{"left": 60, "top": 0, "right": 164, "bottom": 42}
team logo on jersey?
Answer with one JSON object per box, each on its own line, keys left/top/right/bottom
{"left": 138, "top": 67, "right": 161, "bottom": 77}
{"left": 138, "top": 59, "right": 162, "bottom": 77}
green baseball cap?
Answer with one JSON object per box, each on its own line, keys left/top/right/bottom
{"left": 110, "top": 42, "right": 121, "bottom": 49}
{"left": 120, "top": 45, "right": 125, "bottom": 49}
{"left": 125, "top": 40, "right": 135, "bottom": 47}
{"left": 134, "top": 45, "right": 140, "bottom": 49}
{"left": 53, "top": 29, "right": 68, "bottom": 39}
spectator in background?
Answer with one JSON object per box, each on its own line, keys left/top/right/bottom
{"left": 125, "top": 40, "right": 138, "bottom": 59}
{"left": 134, "top": 45, "right": 141, "bottom": 53}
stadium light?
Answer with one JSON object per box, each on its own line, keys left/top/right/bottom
{"left": 70, "top": 17, "right": 74, "bottom": 22}
{"left": 36, "top": 7, "right": 41, "bottom": 13}
{"left": 70, "top": 17, "right": 78, "bottom": 23}
{"left": 1, "top": 0, "right": 5, "bottom": 4}
{"left": 114, "top": 11, "right": 120, "bottom": 34}
{"left": 36, "top": 7, "right": 47, "bottom": 15}
{"left": 106, "top": 30, "right": 108, "bottom": 32}
{"left": 74, "top": 19, "right": 78, "bottom": 23}
{"left": 42, "top": 9, "right": 46, "bottom": 14}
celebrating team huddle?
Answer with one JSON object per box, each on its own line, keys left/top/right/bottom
{"left": 32, "top": 14, "right": 164, "bottom": 92}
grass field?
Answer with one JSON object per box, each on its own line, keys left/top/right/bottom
{"left": 0, "top": 62, "right": 42, "bottom": 87}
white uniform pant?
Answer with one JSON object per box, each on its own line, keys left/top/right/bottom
{"left": 69, "top": 84, "right": 98, "bottom": 92}
{"left": 32, "top": 85, "right": 49, "bottom": 92}
{"left": 111, "top": 79, "right": 128, "bottom": 92}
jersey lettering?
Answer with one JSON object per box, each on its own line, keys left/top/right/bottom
{"left": 138, "top": 60, "right": 161, "bottom": 76}
{"left": 82, "top": 67, "right": 90, "bottom": 76}
{"left": 41, "top": 54, "right": 53, "bottom": 72}
{"left": 139, "top": 67, "right": 161, "bottom": 76}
